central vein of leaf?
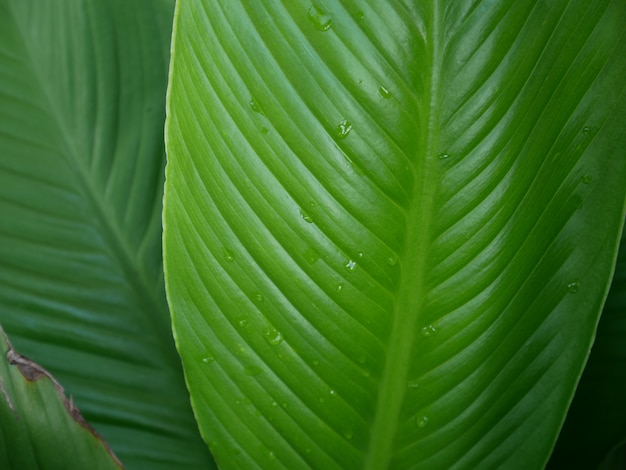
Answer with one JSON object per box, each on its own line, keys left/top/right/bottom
{"left": 365, "top": 3, "right": 443, "bottom": 468}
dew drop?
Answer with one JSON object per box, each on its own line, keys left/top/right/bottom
{"left": 360, "top": 368, "right": 371, "bottom": 378}
{"left": 343, "top": 429, "right": 354, "bottom": 440}
{"left": 417, "top": 416, "right": 429, "bottom": 428}
{"left": 304, "top": 247, "right": 320, "bottom": 264}
{"left": 357, "top": 251, "right": 364, "bottom": 259}
{"left": 307, "top": 5, "right": 332, "bottom": 31}
{"left": 335, "top": 283, "right": 344, "bottom": 293}
{"left": 329, "top": 389, "right": 337, "bottom": 397}
{"left": 355, "top": 10, "right": 364, "bottom": 21}
{"left": 407, "top": 381, "right": 419, "bottom": 389}
{"left": 250, "top": 99, "right": 263, "bottom": 114}
{"left": 263, "top": 327, "right": 284, "bottom": 345}
{"left": 312, "top": 359, "right": 320, "bottom": 366}
{"left": 334, "top": 119, "right": 353, "bottom": 140}
{"left": 237, "top": 317, "right": 249, "bottom": 328}
{"left": 582, "top": 126, "right": 590, "bottom": 135}
{"left": 345, "top": 259, "right": 357, "bottom": 272}
{"left": 386, "top": 254, "right": 398, "bottom": 266}
{"left": 581, "top": 174, "right": 593, "bottom": 184}
{"left": 300, "top": 207, "right": 314, "bottom": 223}
{"left": 438, "top": 152, "right": 450, "bottom": 160}
{"left": 378, "top": 85, "right": 392, "bottom": 99}
{"left": 421, "top": 325, "right": 438, "bottom": 337}
{"left": 268, "top": 450, "right": 276, "bottom": 461}
{"left": 261, "top": 126, "right": 269, "bottom": 135}
{"left": 271, "top": 401, "right": 278, "bottom": 407}
{"left": 567, "top": 279, "right": 580, "bottom": 293}
{"left": 253, "top": 293, "right": 265, "bottom": 303}
{"left": 201, "top": 356, "right": 215, "bottom": 365}
{"left": 244, "top": 365, "right": 263, "bottom": 376}
{"left": 235, "top": 344, "right": 247, "bottom": 357}
{"left": 223, "top": 249, "right": 235, "bottom": 262}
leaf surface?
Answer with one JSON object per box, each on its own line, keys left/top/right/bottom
{"left": 164, "top": 1, "right": 626, "bottom": 468}
{"left": 549, "top": 224, "right": 626, "bottom": 469}
{"left": 0, "top": 327, "right": 121, "bottom": 470}
{"left": 0, "top": 1, "right": 214, "bottom": 468}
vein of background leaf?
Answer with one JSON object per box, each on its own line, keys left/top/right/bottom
{"left": 0, "top": 1, "right": 214, "bottom": 468}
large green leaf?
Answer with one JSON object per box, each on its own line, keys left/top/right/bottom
{"left": 0, "top": 327, "right": 121, "bottom": 469}
{"left": 0, "top": 1, "right": 213, "bottom": 468}
{"left": 164, "top": 1, "right": 626, "bottom": 468}
{"left": 548, "top": 224, "right": 626, "bottom": 468}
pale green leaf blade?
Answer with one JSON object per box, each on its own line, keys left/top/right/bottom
{"left": 0, "top": 327, "right": 121, "bottom": 470}
{"left": 164, "top": 1, "right": 626, "bottom": 468}
{"left": 0, "top": 1, "right": 214, "bottom": 468}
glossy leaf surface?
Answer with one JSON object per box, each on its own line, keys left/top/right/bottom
{"left": 164, "top": 1, "right": 626, "bottom": 468}
{"left": 0, "top": 327, "right": 121, "bottom": 470}
{"left": 549, "top": 224, "right": 626, "bottom": 468}
{"left": 0, "top": 1, "right": 214, "bottom": 468}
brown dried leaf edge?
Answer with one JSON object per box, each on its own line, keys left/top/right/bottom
{"left": 1, "top": 329, "right": 124, "bottom": 469}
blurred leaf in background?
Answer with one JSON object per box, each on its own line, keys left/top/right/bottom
{"left": 0, "top": 1, "right": 214, "bottom": 468}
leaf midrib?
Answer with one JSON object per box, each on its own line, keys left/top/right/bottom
{"left": 6, "top": 5, "right": 171, "bottom": 349}
{"left": 365, "top": 3, "right": 443, "bottom": 468}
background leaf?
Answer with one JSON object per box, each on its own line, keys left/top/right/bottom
{"left": 548, "top": 224, "right": 626, "bottom": 468}
{"left": 164, "top": 0, "right": 626, "bottom": 468}
{"left": 0, "top": 1, "right": 214, "bottom": 468}
{"left": 0, "top": 327, "right": 121, "bottom": 470}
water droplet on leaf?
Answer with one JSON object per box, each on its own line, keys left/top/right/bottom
{"left": 201, "top": 356, "right": 215, "bottom": 365}
{"left": 307, "top": 5, "right": 332, "bottom": 31}
{"left": 334, "top": 119, "right": 353, "bottom": 139}
{"left": 417, "top": 416, "right": 429, "bottom": 428}
{"left": 263, "top": 327, "right": 283, "bottom": 345}
{"left": 223, "top": 249, "right": 235, "bottom": 262}
{"left": 568, "top": 279, "right": 580, "bottom": 293}
{"left": 386, "top": 254, "right": 398, "bottom": 266}
{"left": 421, "top": 325, "right": 438, "bottom": 337}
{"left": 345, "top": 259, "right": 357, "bottom": 272}
{"left": 300, "top": 207, "right": 313, "bottom": 223}
{"left": 378, "top": 85, "right": 392, "bottom": 99}
{"left": 237, "top": 317, "right": 249, "bottom": 327}
{"left": 581, "top": 174, "right": 593, "bottom": 184}
{"left": 438, "top": 152, "right": 450, "bottom": 160}
{"left": 250, "top": 99, "right": 263, "bottom": 114}
{"left": 304, "top": 247, "right": 320, "bottom": 264}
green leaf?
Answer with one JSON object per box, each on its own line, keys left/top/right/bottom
{"left": 548, "top": 224, "right": 626, "bottom": 468}
{"left": 164, "top": 1, "right": 626, "bottom": 468}
{"left": 0, "top": 1, "right": 214, "bottom": 468}
{"left": 0, "top": 326, "right": 121, "bottom": 470}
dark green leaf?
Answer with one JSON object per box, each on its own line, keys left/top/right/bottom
{"left": 0, "top": 1, "right": 214, "bottom": 468}
{"left": 549, "top": 224, "right": 626, "bottom": 469}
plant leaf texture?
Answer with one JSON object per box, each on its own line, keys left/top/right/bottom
{"left": 0, "top": 327, "right": 122, "bottom": 470}
{"left": 164, "top": 1, "right": 626, "bottom": 468}
{"left": 548, "top": 224, "right": 626, "bottom": 468}
{"left": 0, "top": 1, "right": 214, "bottom": 468}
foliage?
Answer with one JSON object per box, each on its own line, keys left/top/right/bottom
{"left": 1, "top": 0, "right": 625, "bottom": 469}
